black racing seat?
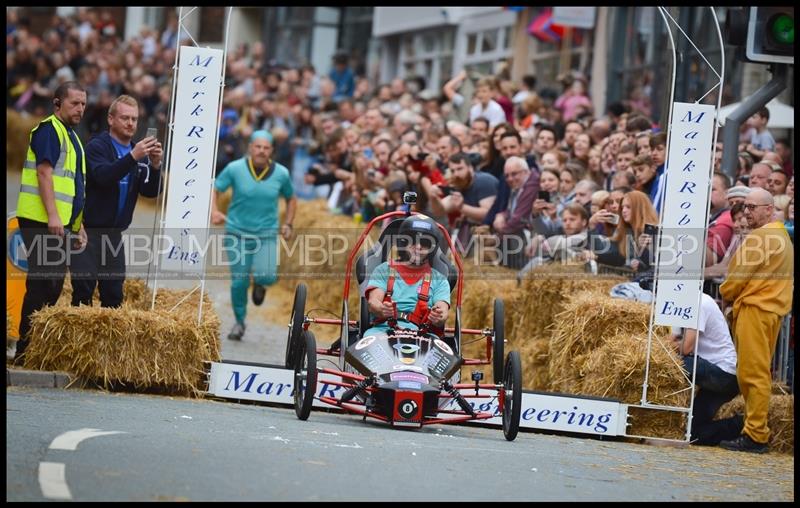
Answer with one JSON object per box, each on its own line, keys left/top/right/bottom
{"left": 352, "top": 217, "right": 460, "bottom": 356}
{"left": 355, "top": 217, "right": 458, "bottom": 295}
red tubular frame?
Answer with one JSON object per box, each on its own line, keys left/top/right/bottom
{"left": 313, "top": 368, "right": 506, "bottom": 428}
{"left": 342, "top": 210, "right": 465, "bottom": 305}
{"left": 303, "top": 210, "right": 493, "bottom": 381}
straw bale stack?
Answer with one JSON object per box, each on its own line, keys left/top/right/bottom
{"left": 7, "top": 108, "right": 42, "bottom": 172}
{"left": 515, "top": 264, "right": 625, "bottom": 345}
{"left": 57, "top": 278, "right": 149, "bottom": 307}
{"left": 24, "top": 280, "right": 220, "bottom": 395}
{"left": 520, "top": 338, "right": 552, "bottom": 390}
{"left": 546, "top": 290, "right": 687, "bottom": 439}
{"left": 457, "top": 274, "right": 514, "bottom": 379}
{"left": 717, "top": 391, "right": 794, "bottom": 454}
{"left": 547, "top": 290, "right": 672, "bottom": 393}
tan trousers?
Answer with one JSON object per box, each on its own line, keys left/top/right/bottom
{"left": 733, "top": 304, "right": 781, "bottom": 444}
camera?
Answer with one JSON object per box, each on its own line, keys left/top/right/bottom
{"left": 308, "top": 166, "right": 321, "bottom": 177}
{"left": 366, "top": 169, "right": 376, "bottom": 180}
{"left": 644, "top": 223, "right": 659, "bottom": 236}
{"left": 403, "top": 191, "right": 418, "bottom": 205}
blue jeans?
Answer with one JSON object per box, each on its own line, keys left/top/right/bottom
{"left": 683, "top": 355, "right": 742, "bottom": 445}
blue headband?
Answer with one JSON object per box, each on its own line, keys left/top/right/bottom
{"left": 250, "top": 130, "right": 273, "bottom": 144}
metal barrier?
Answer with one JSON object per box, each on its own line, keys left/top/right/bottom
{"left": 706, "top": 278, "right": 793, "bottom": 391}
{"left": 594, "top": 263, "right": 636, "bottom": 278}
{"left": 772, "top": 313, "right": 793, "bottom": 391}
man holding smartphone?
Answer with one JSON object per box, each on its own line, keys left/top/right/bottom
{"left": 71, "top": 94, "right": 163, "bottom": 307}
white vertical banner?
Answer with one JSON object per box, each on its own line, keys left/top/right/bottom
{"left": 160, "top": 46, "right": 224, "bottom": 273}
{"left": 653, "top": 102, "right": 715, "bottom": 329}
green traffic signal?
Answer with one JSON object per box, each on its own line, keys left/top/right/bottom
{"left": 768, "top": 13, "right": 794, "bottom": 45}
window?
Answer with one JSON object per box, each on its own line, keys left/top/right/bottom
{"left": 273, "top": 27, "right": 311, "bottom": 66}
{"left": 467, "top": 34, "right": 477, "bottom": 56}
{"left": 462, "top": 24, "right": 513, "bottom": 76}
{"left": 481, "top": 29, "right": 497, "bottom": 53}
{"left": 527, "top": 7, "right": 590, "bottom": 92}
{"left": 398, "top": 27, "right": 456, "bottom": 92}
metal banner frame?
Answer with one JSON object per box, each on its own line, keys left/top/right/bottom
{"left": 626, "top": 6, "right": 726, "bottom": 444}
{"left": 148, "top": 7, "right": 233, "bottom": 325}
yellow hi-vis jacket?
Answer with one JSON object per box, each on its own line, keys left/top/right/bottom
{"left": 16, "top": 114, "right": 86, "bottom": 232}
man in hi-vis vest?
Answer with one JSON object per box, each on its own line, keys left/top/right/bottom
{"left": 14, "top": 81, "right": 88, "bottom": 364}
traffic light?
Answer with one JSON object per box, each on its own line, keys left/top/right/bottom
{"left": 745, "top": 7, "right": 794, "bottom": 64}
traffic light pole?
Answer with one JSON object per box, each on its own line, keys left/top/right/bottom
{"left": 720, "top": 63, "right": 788, "bottom": 181}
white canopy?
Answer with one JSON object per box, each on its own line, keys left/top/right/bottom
{"left": 717, "top": 98, "right": 794, "bottom": 129}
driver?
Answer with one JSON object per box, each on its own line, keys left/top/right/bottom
{"left": 364, "top": 215, "right": 451, "bottom": 337}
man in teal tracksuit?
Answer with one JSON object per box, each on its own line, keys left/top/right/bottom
{"left": 211, "top": 130, "right": 297, "bottom": 341}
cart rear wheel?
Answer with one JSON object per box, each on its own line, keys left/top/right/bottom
{"left": 294, "top": 330, "right": 317, "bottom": 420}
{"left": 285, "top": 283, "right": 307, "bottom": 368}
{"left": 493, "top": 299, "right": 505, "bottom": 384}
{"left": 502, "top": 351, "right": 522, "bottom": 441}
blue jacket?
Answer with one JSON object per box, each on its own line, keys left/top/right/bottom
{"left": 83, "top": 131, "right": 162, "bottom": 229}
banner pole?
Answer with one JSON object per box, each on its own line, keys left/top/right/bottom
{"left": 150, "top": 6, "right": 188, "bottom": 311}
{"left": 196, "top": 6, "right": 233, "bottom": 326}
{"left": 641, "top": 7, "right": 679, "bottom": 406}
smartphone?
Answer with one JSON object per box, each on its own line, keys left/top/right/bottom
{"left": 146, "top": 127, "right": 158, "bottom": 140}
{"left": 439, "top": 185, "right": 454, "bottom": 197}
{"left": 607, "top": 213, "right": 620, "bottom": 225}
{"left": 644, "top": 223, "right": 659, "bottom": 236}
{"left": 363, "top": 147, "right": 374, "bottom": 159}
{"left": 538, "top": 190, "right": 551, "bottom": 202}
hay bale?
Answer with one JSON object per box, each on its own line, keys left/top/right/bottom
{"left": 520, "top": 338, "right": 551, "bottom": 390}
{"left": 7, "top": 108, "right": 42, "bottom": 172}
{"left": 515, "top": 264, "right": 625, "bottom": 347}
{"left": 57, "top": 278, "right": 150, "bottom": 308}
{"left": 581, "top": 332, "right": 689, "bottom": 439}
{"left": 545, "top": 290, "right": 685, "bottom": 439}
{"left": 24, "top": 283, "right": 220, "bottom": 395}
{"left": 548, "top": 290, "right": 671, "bottom": 393}
{"left": 717, "top": 393, "right": 794, "bottom": 454}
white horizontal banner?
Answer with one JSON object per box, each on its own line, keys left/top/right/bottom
{"left": 552, "top": 7, "right": 597, "bottom": 29}
{"left": 654, "top": 102, "right": 715, "bottom": 329}
{"left": 208, "top": 362, "right": 627, "bottom": 436}
{"left": 160, "top": 46, "right": 224, "bottom": 273}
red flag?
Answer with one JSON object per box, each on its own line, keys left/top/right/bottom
{"left": 528, "top": 8, "right": 568, "bottom": 44}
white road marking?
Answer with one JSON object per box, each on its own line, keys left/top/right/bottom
{"left": 334, "top": 442, "right": 363, "bottom": 449}
{"left": 48, "top": 428, "right": 126, "bottom": 451}
{"left": 40, "top": 428, "right": 126, "bottom": 500}
{"left": 38, "top": 462, "right": 71, "bottom": 500}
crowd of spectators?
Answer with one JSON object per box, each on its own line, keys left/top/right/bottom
{"left": 7, "top": 8, "right": 794, "bottom": 389}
